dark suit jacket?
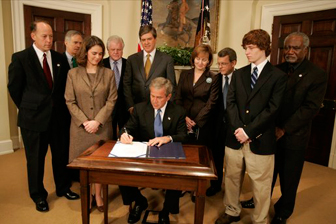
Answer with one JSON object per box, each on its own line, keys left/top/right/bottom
{"left": 226, "top": 62, "right": 287, "bottom": 155}
{"left": 103, "top": 57, "right": 129, "bottom": 129}
{"left": 122, "top": 101, "right": 187, "bottom": 143}
{"left": 123, "top": 50, "right": 176, "bottom": 109}
{"left": 276, "top": 59, "right": 328, "bottom": 149}
{"left": 8, "top": 46, "right": 69, "bottom": 132}
{"left": 175, "top": 68, "right": 220, "bottom": 128}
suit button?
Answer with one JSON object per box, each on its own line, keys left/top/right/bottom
{"left": 90, "top": 107, "right": 93, "bottom": 110}
{"left": 246, "top": 110, "right": 249, "bottom": 113}
{"left": 244, "top": 125, "right": 246, "bottom": 127}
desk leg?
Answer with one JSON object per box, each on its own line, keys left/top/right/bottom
{"left": 80, "top": 170, "right": 90, "bottom": 224}
{"left": 103, "top": 184, "right": 108, "bottom": 224}
{"left": 194, "top": 180, "right": 207, "bottom": 224}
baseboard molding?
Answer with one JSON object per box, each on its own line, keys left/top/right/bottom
{"left": 329, "top": 151, "right": 336, "bottom": 169}
{"left": 0, "top": 139, "right": 14, "bottom": 155}
{"left": 11, "top": 136, "right": 21, "bottom": 150}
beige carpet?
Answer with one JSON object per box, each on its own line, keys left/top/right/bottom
{"left": 0, "top": 148, "right": 335, "bottom": 224}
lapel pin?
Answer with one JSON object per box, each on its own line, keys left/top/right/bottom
{"left": 206, "top": 77, "right": 212, "bottom": 83}
{"left": 299, "top": 74, "right": 302, "bottom": 77}
{"left": 57, "top": 64, "right": 60, "bottom": 67}
{"left": 168, "top": 117, "right": 171, "bottom": 120}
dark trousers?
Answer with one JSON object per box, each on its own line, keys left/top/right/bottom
{"left": 20, "top": 111, "right": 71, "bottom": 202}
{"left": 272, "top": 137, "right": 305, "bottom": 219}
{"left": 119, "top": 186, "right": 181, "bottom": 214}
{"left": 210, "top": 121, "right": 226, "bottom": 188}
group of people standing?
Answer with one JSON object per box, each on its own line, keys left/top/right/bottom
{"left": 7, "top": 19, "right": 327, "bottom": 224}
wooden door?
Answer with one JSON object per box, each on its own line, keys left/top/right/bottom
{"left": 271, "top": 9, "right": 336, "bottom": 166}
{"left": 24, "top": 5, "right": 91, "bottom": 53}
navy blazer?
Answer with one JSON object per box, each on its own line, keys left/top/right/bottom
{"left": 8, "top": 46, "right": 68, "bottom": 132}
{"left": 226, "top": 62, "right": 287, "bottom": 155}
{"left": 122, "top": 101, "right": 187, "bottom": 143}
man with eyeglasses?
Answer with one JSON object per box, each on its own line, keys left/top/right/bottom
{"left": 206, "top": 48, "right": 237, "bottom": 197}
{"left": 103, "top": 35, "right": 129, "bottom": 140}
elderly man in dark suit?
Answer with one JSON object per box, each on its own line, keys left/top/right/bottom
{"left": 119, "top": 77, "right": 187, "bottom": 224}
{"left": 215, "top": 29, "right": 286, "bottom": 224}
{"left": 123, "top": 25, "right": 176, "bottom": 115}
{"left": 270, "top": 32, "right": 328, "bottom": 224}
{"left": 7, "top": 20, "right": 79, "bottom": 212}
{"left": 103, "top": 35, "right": 129, "bottom": 140}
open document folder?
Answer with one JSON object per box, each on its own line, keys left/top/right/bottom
{"left": 109, "top": 141, "right": 186, "bottom": 159}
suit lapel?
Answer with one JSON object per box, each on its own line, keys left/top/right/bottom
{"left": 287, "top": 60, "right": 309, "bottom": 90}
{"left": 247, "top": 62, "right": 272, "bottom": 102}
{"left": 91, "top": 66, "right": 104, "bottom": 91}
{"left": 147, "top": 50, "right": 161, "bottom": 81}
{"left": 185, "top": 69, "right": 195, "bottom": 94}
{"left": 193, "top": 69, "right": 210, "bottom": 89}
{"left": 51, "top": 51, "right": 61, "bottom": 90}
{"left": 241, "top": 65, "right": 252, "bottom": 96}
{"left": 162, "top": 102, "right": 173, "bottom": 134}
{"left": 79, "top": 66, "right": 91, "bottom": 88}
{"left": 145, "top": 103, "right": 155, "bottom": 138}
{"left": 136, "top": 51, "right": 146, "bottom": 81}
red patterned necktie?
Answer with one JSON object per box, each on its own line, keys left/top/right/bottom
{"left": 43, "top": 53, "right": 53, "bottom": 89}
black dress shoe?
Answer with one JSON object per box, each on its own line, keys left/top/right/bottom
{"left": 206, "top": 186, "right": 221, "bottom": 196}
{"left": 271, "top": 215, "right": 287, "bottom": 224}
{"left": 241, "top": 197, "right": 254, "bottom": 208}
{"left": 58, "top": 190, "right": 80, "bottom": 200}
{"left": 35, "top": 200, "right": 49, "bottom": 212}
{"left": 127, "top": 200, "right": 148, "bottom": 223}
{"left": 158, "top": 210, "right": 170, "bottom": 224}
{"left": 215, "top": 213, "right": 240, "bottom": 224}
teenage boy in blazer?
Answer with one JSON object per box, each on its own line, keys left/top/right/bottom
{"left": 215, "top": 29, "right": 286, "bottom": 224}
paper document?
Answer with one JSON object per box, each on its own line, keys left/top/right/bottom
{"left": 109, "top": 141, "right": 148, "bottom": 158}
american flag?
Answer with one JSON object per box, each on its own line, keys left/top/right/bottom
{"left": 138, "top": 0, "right": 153, "bottom": 51}
{"left": 194, "top": 0, "right": 211, "bottom": 47}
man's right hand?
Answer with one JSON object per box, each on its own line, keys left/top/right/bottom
{"left": 128, "top": 107, "right": 134, "bottom": 114}
{"left": 120, "top": 133, "right": 133, "bottom": 144}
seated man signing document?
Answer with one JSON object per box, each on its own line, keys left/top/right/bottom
{"left": 119, "top": 77, "right": 187, "bottom": 224}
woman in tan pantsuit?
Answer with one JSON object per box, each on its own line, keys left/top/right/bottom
{"left": 65, "top": 36, "right": 117, "bottom": 212}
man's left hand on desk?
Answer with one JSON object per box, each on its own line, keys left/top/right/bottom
{"left": 148, "top": 136, "right": 171, "bottom": 147}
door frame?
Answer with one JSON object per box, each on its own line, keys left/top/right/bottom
{"left": 11, "top": 0, "right": 102, "bottom": 52}
{"left": 261, "top": 0, "right": 336, "bottom": 169}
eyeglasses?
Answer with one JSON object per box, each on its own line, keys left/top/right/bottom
{"left": 217, "top": 62, "right": 230, "bottom": 67}
{"left": 283, "top": 46, "right": 304, "bottom": 51}
{"left": 109, "top": 49, "right": 123, "bottom": 52}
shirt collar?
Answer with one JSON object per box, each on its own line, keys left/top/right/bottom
{"left": 155, "top": 101, "right": 168, "bottom": 117}
{"left": 251, "top": 59, "right": 268, "bottom": 77}
{"left": 33, "top": 43, "right": 50, "bottom": 59}
{"left": 143, "top": 48, "right": 156, "bottom": 59}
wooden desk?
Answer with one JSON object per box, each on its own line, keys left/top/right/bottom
{"left": 68, "top": 140, "right": 216, "bottom": 224}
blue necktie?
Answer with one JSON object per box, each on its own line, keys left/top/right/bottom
{"left": 223, "top": 76, "right": 229, "bottom": 109}
{"left": 251, "top": 67, "right": 258, "bottom": 89}
{"left": 154, "top": 109, "right": 163, "bottom": 137}
{"left": 113, "top": 61, "right": 120, "bottom": 89}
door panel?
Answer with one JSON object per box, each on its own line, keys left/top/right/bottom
{"left": 271, "top": 9, "right": 336, "bottom": 166}
{"left": 24, "top": 5, "right": 91, "bottom": 53}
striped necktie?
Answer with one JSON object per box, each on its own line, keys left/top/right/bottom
{"left": 251, "top": 66, "right": 258, "bottom": 89}
{"left": 113, "top": 61, "right": 120, "bottom": 89}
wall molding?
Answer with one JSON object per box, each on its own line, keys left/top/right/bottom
{"left": 0, "top": 140, "right": 14, "bottom": 156}
{"left": 11, "top": 0, "right": 102, "bottom": 52}
{"left": 261, "top": 0, "right": 336, "bottom": 169}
